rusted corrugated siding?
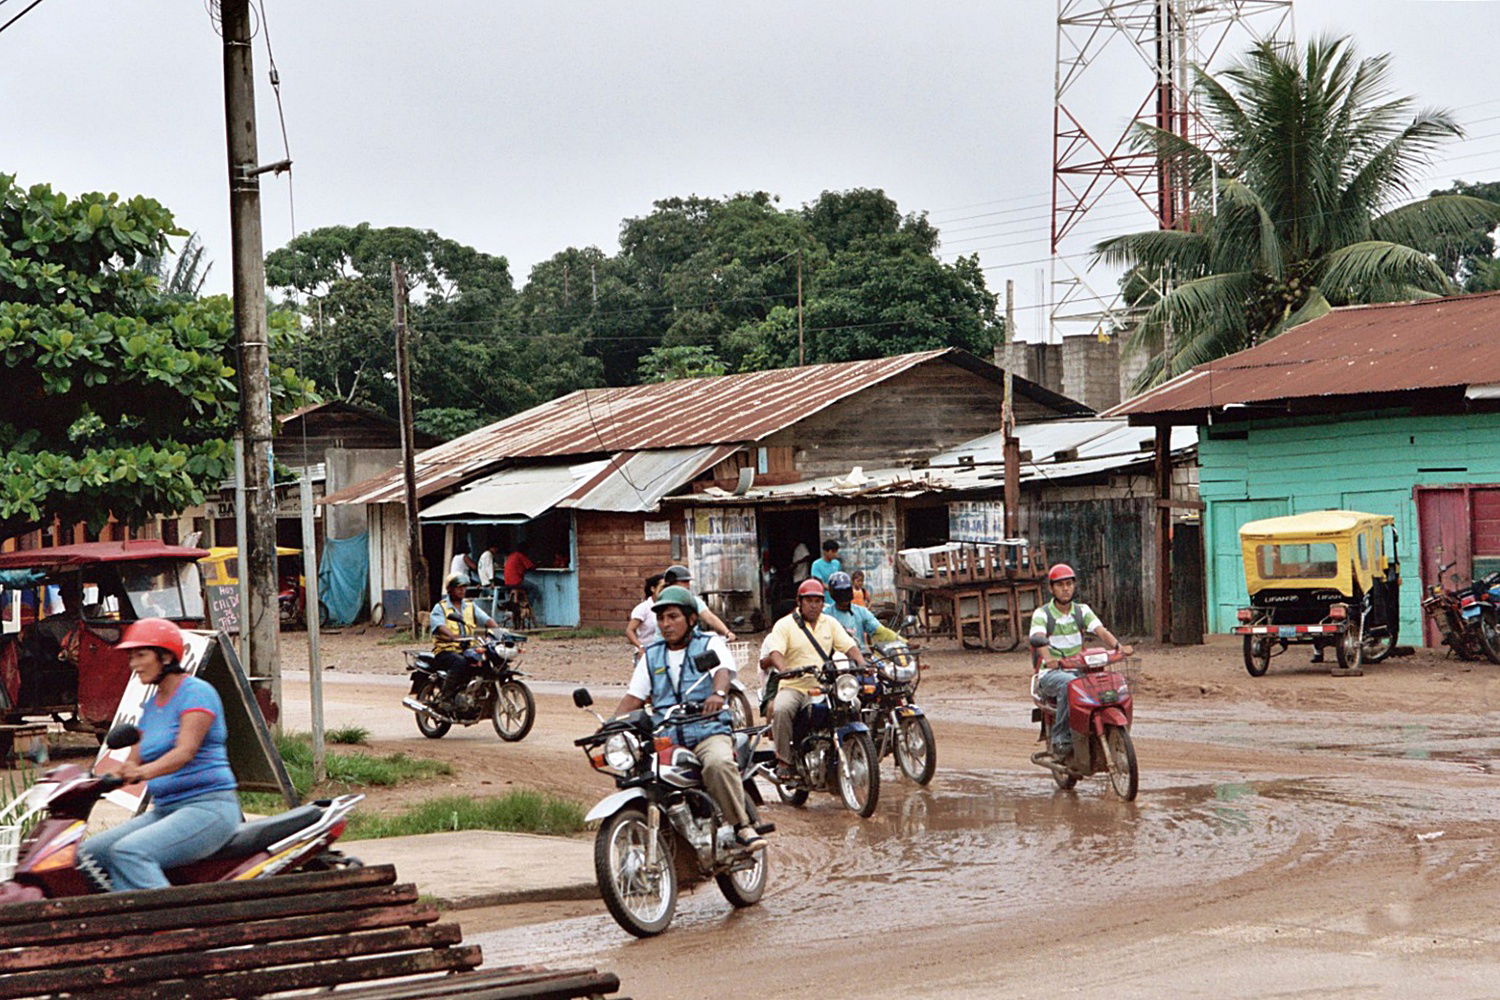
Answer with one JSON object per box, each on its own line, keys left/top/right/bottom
{"left": 1110, "top": 291, "right": 1500, "bottom": 417}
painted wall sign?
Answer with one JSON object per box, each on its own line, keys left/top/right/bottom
{"left": 949, "top": 501, "right": 1008, "bottom": 544}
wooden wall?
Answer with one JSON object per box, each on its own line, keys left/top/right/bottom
{"left": 575, "top": 510, "right": 677, "bottom": 629}
{"left": 760, "top": 362, "right": 1067, "bottom": 479}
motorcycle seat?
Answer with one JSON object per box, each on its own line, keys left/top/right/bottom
{"left": 412, "top": 652, "right": 436, "bottom": 669}
{"left": 206, "top": 805, "right": 323, "bottom": 860}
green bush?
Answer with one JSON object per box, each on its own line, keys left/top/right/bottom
{"left": 344, "top": 790, "right": 585, "bottom": 841}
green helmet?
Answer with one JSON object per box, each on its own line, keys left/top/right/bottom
{"left": 652, "top": 585, "right": 699, "bottom": 615}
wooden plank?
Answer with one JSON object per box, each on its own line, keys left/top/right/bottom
{"left": 0, "top": 924, "right": 464, "bottom": 998}
{"left": 0, "top": 900, "right": 439, "bottom": 972}
{"left": 74, "top": 946, "right": 484, "bottom": 1000}
{"left": 0, "top": 864, "right": 396, "bottom": 928}
{"left": 327, "top": 967, "right": 620, "bottom": 1000}
{"left": 0, "top": 882, "right": 419, "bottom": 949}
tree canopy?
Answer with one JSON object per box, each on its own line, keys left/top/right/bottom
{"left": 1097, "top": 36, "right": 1500, "bottom": 388}
{"left": 0, "top": 175, "right": 313, "bottom": 540}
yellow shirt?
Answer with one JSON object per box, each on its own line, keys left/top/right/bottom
{"left": 768, "top": 611, "right": 856, "bottom": 693}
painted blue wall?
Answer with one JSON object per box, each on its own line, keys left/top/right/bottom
{"left": 1199, "top": 409, "right": 1500, "bottom": 642}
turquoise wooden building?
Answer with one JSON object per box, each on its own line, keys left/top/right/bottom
{"left": 1110, "top": 292, "right": 1500, "bottom": 645}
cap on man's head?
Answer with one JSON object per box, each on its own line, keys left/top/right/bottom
{"left": 821, "top": 539, "right": 840, "bottom": 552}
{"left": 663, "top": 564, "right": 692, "bottom": 584}
{"left": 443, "top": 573, "right": 468, "bottom": 591}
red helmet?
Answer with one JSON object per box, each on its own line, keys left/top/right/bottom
{"left": 117, "top": 618, "right": 185, "bottom": 662}
{"left": 797, "top": 578, "right": 826, "bottom": 597}
{"left": 1047, "top": 563, "right": 1076, "bottom": 584}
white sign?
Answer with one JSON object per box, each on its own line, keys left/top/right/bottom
{"left": 644, "top": 520, "right": 671, "bottom": 542}
{"left": 949, "top": 501, "right": 1007, "bottom": 544}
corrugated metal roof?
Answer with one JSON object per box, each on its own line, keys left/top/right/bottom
{"left": 419, "top": 460, "right": 612, "bottom": 524}
{"left": 928, "top": 419, "right": 1179, "bottom": 467}
{"left": 1107, "top": 291, "right": 1500, "bottom": 419}
{"left": 561, "top": 446, "right": 736, "bottom": 513}
{"left": 321, "top": 349, "right": 1087, "bottom": 506}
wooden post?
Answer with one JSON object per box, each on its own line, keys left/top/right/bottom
{"left": 393, "top": 262, "right": 425, "bottom": 637}
{"left": 1154, "top": 424, "right": 1172, "bottom": 643}
{"left": 796, "top": 248, "right": 805, "bottom": 366}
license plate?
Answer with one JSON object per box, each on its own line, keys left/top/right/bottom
{"left": 1462, "top": 606, "right": 1482, "bottom": 619}
{"left": 1278, "top": 626, "right": 1297, "bottom": 637}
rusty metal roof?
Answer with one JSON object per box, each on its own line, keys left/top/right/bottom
{"left": 323, "top": 349, "right": 1078, "bottom": 506}
{"left": 1106, "top": 291, "right": 1500, "bottom": 421}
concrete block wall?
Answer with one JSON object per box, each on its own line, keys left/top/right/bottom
{"left": 1060, "top": 334, "right": 1122, "bottom": 412}
{"left": 997, "top": 341, "right": 1064, "bottom": 396}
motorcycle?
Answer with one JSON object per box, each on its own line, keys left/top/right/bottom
{"left": 1422, "top": 561, "right": 1500, "bottom": 664}
{"left": 572, "top": 669, "right": 771, "bottom": 938}
{"left": 401, "top": 627, "right": 536, "bottom": 740}
{"left": 862, "top": 639, "right": 936, "bottom": 784}
{"left": 0, "top": 724, "right": 362, "bottom": 902}
{"left": 753, "top": 657, "right": 881, "bottom": 817}
{"left": 1029, "top": 642, "right": 1139, "bottom": 800}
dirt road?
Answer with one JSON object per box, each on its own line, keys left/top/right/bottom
{"left": 279, "top": 631, "right": 1500, "bottom": 999}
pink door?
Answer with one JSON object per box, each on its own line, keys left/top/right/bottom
{"left": 1416, "top": 487, "right": 1471, "bottom": 647}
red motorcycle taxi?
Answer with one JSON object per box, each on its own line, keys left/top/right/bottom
{"left": 1029, "top": 645, "right": 1139, "bottom": 800}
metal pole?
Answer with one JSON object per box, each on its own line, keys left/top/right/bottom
{"left": 393, "top": 262, "right": 426, "bottom": 637}
{"left": 222, "top": 0, "right": 281, "bottom": 717}
{"left": 234, "top": 435, "right": 249, "bottom": 668}
{"left": 1003, "top": 280, "right": 1020, "bottom": 540}
{"left": 299, "top": 477, "right": 325, "bottom": 784}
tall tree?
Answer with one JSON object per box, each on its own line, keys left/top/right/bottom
{"left": 1413, "top": 179, "right": 1500, "bottom": 287}
{"left": 1096, "top": 36, "right": 1500, "bottom": 388}
{"left": 0, "top": 175, "right": 313, "bottom": 541}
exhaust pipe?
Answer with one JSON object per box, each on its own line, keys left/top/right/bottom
{"left": 401, "top": 697, "right": 455, "bottom": 723}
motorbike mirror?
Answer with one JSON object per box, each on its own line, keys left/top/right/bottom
{"left": 693, "top": 649, "right": 720, "bottom": 671}
{"left": 572, "top": 687, "right": 593, "bottom": 709}
{"left": 104, "top": 723, "right": 141, "bottom": 750}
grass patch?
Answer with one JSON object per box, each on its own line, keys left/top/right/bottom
{"left": 343, "top": 790, "right": 585, "bottom": 841}
{"left": 534, "top": 626, "right": 617, "bottom": 641}
{"left": 239, "top": 732, "right": 452, "bottom": 812}
{"left": 326, "top": 725, "right": 371, "bottom": 746}
{"left": 377, "top": 633, "right": 425, "bottom": 647}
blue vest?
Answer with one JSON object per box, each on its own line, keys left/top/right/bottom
{"left": 645, "top": 629, "right": 731, "bottom": 748}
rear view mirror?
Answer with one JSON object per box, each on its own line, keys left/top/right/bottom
{"left": 693, "top": 649, "right": 720, "bottom": 671}
{"left": 573, "top": 688, "right": 593, "bottom": 708}
{"left": 104, "top": 724, "right": 141, "bottom": 750}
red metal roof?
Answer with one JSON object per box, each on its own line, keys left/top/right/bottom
{"left": 1107, "top": 291, "right": 1500, "bottom": 420}
{"left": 323, "top": 349, "right": 1082, "bottom": 506}
{"left": 0, "top": 540, "right": 211, "bottom": 570}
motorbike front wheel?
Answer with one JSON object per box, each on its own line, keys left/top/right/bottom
{"left": 413, "top": 681, "right": 451, "bottom": 739}
{"left": 715, "top": 851, "right": 767, "bottom": 908}
{"left": 1335, "top": 621, "right": 1364, "bottom": 673}
{"left": 837, "top": 731, "right": 881, "bottom": 817}
{"left": 491, "top": 680, "right": 536, "bottom": 742}
{"left": 893, "top": 716, "right": 937, "bottom": 785}
{"left": 595, "top": 807, "right": 676, "bottom": 938}
{"left": 1479, "top": 609, "right": 1500, "bottom": 665}
{"left": 1103, "top": 725, "right": 1138, "bottom": 801}
{"left": 728, "top": 688, "right": 754, "bottom": 731}
{"left": 1243, "top": 635, "right": 1271, "bottom": 677}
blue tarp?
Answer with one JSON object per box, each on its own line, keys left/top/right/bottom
{"left": 318, "top": 532, "right": 368, "bottom": 627}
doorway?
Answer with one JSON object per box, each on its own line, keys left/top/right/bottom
{"left": 757, "top": 507, "right": 819, "bottom": 617}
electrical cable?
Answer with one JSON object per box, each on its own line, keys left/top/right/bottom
{"left": 0, "top": 0, "right": 49, "bottom": 35}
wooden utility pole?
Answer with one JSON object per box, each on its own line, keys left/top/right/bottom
{"left": 222, "top": 0, "right": 280, "bottom": 711}
{"left": 393, "top": 262, "right": 426, "bottom": 636}
{"left": 796, "top": 248, "right": 805, "bottom": 366}
{"left": 1002, "top": 280, "right": 1021, "bottom": 539}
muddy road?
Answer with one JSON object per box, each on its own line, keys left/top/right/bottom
{"left": 277, "top": 632, "right": 1500, "bottom": 998}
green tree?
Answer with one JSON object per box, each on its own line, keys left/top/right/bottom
{"left": 1414, "top": 179, "right": 1500, "bottom": 287}
{"left": 636, "top": 344, "right": 728, "bottom": 382}
{"left": 0, "top": 175, "right": 313, "bottom": 541}
{"left": 1096, "top": 36, "right": 1500, "bottom": 388}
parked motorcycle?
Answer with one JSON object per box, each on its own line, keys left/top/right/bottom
{"left": 1422, "top": 561, "right": 1500, "bottom": 664}
{"left": 862, "top": 639, "right": 936, "bottom": 784}
{"left": 401, "top": 628, "right": 536, "bottom": 740}
{"left": 572, "top": 683, "right": 771, "bottom": 938}
{"left": 753, "top": 658, "right": 881, "bottom": 817}
{"left": 1029, "top": 644, "right": 1139, "bottom": 800}
{"left": 0, "top": 725, "right": 362, "bottom": 902}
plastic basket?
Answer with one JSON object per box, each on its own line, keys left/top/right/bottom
{"left": 726, "top": 641, "right": 751, "bottom": 672}
{"left": 0, "top": 825, "right": 18, "bottom": 882}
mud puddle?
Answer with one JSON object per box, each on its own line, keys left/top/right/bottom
{"left": 470, "top": 766, "right": 1488, "bottom": 966}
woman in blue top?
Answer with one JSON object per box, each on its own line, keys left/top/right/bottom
{"left": 77, "top": 618, "right": 241, "bottom": 892}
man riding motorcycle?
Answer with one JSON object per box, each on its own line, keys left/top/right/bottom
{"left": 1030, "top": 564, "right": 1133, "bottom": 762}
{"left": 824, "top": 571, "right": 892, "bottom": 653}
{"left": 611, "top": 586, "right": 766, "bottom": 852}
{"left": 429, "top": 574, "right": 498, "bottom": 711}
{"left": 765, "top": 578, "right": 868, "bottom": 779}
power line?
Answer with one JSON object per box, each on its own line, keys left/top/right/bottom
{"left": 0, "top": 0, "right": 49, "bottom": 35}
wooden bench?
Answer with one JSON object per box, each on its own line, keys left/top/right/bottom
{"left": 0, "top": 864, "right": 625, "bottom": 1000}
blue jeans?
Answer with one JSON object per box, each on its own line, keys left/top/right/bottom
{"left": 1037, "top": 669, "right": 1083, "bottom": 756}
{"left": 78, "top": 790, "right": 241, "bottom": 891}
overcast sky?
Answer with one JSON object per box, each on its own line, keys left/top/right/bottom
{"left": 6, "top": 1, "right": 1498, "bottom": 340}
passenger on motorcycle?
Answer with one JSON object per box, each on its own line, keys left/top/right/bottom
{"left": 429, "top": 574, "right": 498, "bottom": 710}
{"left": 611, "top": 586, "right": 766, "bottom": 851}
{"left": 765, "top": 578, "right": 868, "bottom": 779}
{"left": 662, "top": 564, "right": 737, "bottom": 642}
{"left": 1030, "top": 564, "right": 1132, "bottom": 762}
{"left": 77, "top": 619, "right": 240, "bottom": 891}
{"left": 824, "top": 571, "right": 883, "bottom": 653}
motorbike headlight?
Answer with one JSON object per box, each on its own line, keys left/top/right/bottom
{"left": 834, "top": 673, "right": 861, "bottom": 704}
{"left": 603, "top": 732, "right": 640, "bottom": 771}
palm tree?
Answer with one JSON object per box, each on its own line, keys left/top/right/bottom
{"left": 1097, "top": 35, "right": 1500, "bottom": 389}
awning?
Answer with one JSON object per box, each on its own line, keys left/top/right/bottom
{"left": 418, "top": 460, "right": 611, "bottom": 524}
